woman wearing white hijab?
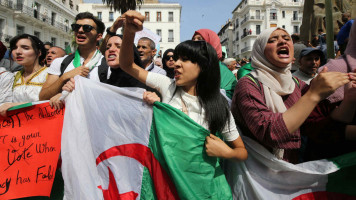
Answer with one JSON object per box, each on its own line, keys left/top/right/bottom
{"left": 231, "top": 28, "right": 353, "bottom": 164}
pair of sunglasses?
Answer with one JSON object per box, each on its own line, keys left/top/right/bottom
{"left": 166, "top": 55, "right": 174, "bottom": 60}
{"left": 71, "top": 24, "right": 96, "bottom": 32}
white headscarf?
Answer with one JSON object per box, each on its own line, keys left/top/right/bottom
{"left": 250, "top": 27, "right": 295, "bottom": 113}
{"left": 250, "top": 27, "right": 295, "bottom": 159}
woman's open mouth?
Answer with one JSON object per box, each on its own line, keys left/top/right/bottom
{"left": 277, "top": 47, "right": 289, "bottom": 58}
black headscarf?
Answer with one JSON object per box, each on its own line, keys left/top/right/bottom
{"left": 162, "top": 48, "right": 174, "bottom": 79}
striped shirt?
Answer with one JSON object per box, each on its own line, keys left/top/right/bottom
{"left": 231, "top": 76, "right": 307, "bottom": 164}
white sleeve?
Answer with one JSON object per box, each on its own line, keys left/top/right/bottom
{"left": 221, "top": 112, "right": 240, "bottom": 142}
{"left": 47, "top": 56, "right": 67, "bottom": 76}
{"left": 146, "top": 72, "right": 175, "bottom": 98}
{"left": 0, "top": 71, "right": 14, "bottom": 103}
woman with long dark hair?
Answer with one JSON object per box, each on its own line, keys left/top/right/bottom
{"left": 0, "top": 34, "right": 47, "bottom": 116}
{"left": 162, "top": 48, "right": 175, "bottom": 78}
{"left": 119, "top": 11, "right": 247, "bottom": 161}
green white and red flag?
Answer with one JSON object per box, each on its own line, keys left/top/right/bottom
{"left": 61, "top": 76, "right": 232, "bottom": 200}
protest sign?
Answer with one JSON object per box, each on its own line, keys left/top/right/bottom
{"left": 0, "top": 102, "right": 63, "bottom": 199}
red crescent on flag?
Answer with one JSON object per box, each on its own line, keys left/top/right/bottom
{"left": 96, "top": 143, "right": 180, "bottom": 200}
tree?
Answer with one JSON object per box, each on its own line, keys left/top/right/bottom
{"left": 101, "top": 0, "right": 144, "bottom": 13}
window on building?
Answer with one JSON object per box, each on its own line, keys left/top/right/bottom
{"left": 270, "top": 9, "right": 277, "bottom": 20}
{"left": 62, "top": 0, "right": 66, "bottom": 3}
{"left": 33, "top": 2, "right": 40, "bottom": 19}
{"left": 293, "top": 11, "right": 298, "bottom": 20}
{"left": 156, "top": 29, "right": 162, "bottom": 42}
{"left": 97, "top": 12, "right": 102, "bottom": 20}
{"left": 235, "top": 18, "right": 239, "bottom": 27}
{"left": 256, "top": 25, "right": 261, "bottom": 35}
{"left": 76, "top": 5, "right": 78, "bottom": 11}
{"left": 34, "top": 31, "right": 40, "bottom": 39}
{"left": 0, "top": 19, "right": 3, "bottom": 36}
{"left": 145, "top": 12, "right": 150, "bottom": 21}
{"left": 168, "top": 29, "right": 174, "bottom": 42}
{"left": 282, "top": 11, "right": 285, "bottom": 18}
{"left": 17, "top": 25, "right": 24, "bottom": 35}
{"left": 65, "top": 42, "right": 69, "bottom": 48}
{"left": 282, "top": 25, "right": 286, "bottom": 29}
{"left": 69, "top": 0, "right": 73, "bottom": 9}
{"left": 256, "top": 10, "right": 260, "bottom": 19}
{"left": 51, "top": 12, "right": 56, "bottom": 26}
{"left": 293, "top": 0, "right": 299, "bottom": 2}
{"left": 157, "top": 12, "right": 161, "bottom": 22}
{"left": 294, "top": 26, "right": 299, "bottom": 33}
{"left": 236, "top": 31, "right": 239, "bottom": 41}
{"left": 65, "top": 19, "right": 69, "bottom": 32}
{"left": 51, "top": 37, "right": 56, "bottom": 46}
{"left": 109, "top": 12, "right": 114, "bottom": 22}
{"left": 168, "top": 12, "right": 173, "bottom": 22}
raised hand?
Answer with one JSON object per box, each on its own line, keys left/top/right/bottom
{"left": 121, "top": 10, "right": 145, "bottom": 34}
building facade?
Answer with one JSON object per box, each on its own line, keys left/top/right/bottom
{"left": 218, "top": 19, "right": 234, "bottom": 59}
{"left": 224, "top": 0, "right": 304, "bottom": 59}
{"left": 0, "top": 0, "right": 81, "bottom": 48}
{"left": 79, "top": 0, "right": 181, "bottom": 56}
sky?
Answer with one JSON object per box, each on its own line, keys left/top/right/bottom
{"left": 83, "top": 0, "right": 241, "bottom": 41}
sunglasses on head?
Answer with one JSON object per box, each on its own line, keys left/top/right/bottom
{"left": 71, "top": 24, "right": 96, "bottom": 32}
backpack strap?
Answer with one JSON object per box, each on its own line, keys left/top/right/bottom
{"left": 292, "top": 76, "right": 300, "bottom": 88}
{"left": 98, "top": 57, "right": 109, "bottom": 82}
{"left": 59, "top": 54, "right": 75, "bottom": 77}
{"left": 245, "top": 73, "right": 261, "bottom": 89}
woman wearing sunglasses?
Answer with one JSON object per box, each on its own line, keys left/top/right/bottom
{"left": 0, "top": 34, "right": 47, "bottom": 116}
{"left": 162, "top": 49, "right": 175, "bottom": 79}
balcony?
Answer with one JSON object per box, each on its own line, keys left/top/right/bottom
{"left": 0, "top": 32, "right": 14, "bottom": 43}
{"left": 291, "top": 17, "right": 302, "bottom": 22}
{"left": 240, "top": 17, "right": 248, "bottom": 25}
{"left": 5, "top": 3, "right": 70, "bottom": 33}
{"left": 240, "top": 15, "right": 264, "bottom": 26}
{"left": 168, "top": 38, "right": 174, "bottom": 42}
{"left": 270, "top": 16, "right": 277, "bottom": 21}
{"left": 241, "top": 46, "right": 251, "bottom": 53}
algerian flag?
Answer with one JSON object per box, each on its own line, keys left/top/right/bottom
{"left": 61, "top": 76, "right": 232, "bottom": 200}
{"left": 225, "top": 136, "right": 356, "bottom": 200}
{"left": 8, "top": 101, "right": 48, "bottom": 111}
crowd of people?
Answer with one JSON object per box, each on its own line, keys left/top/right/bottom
{"left": 0, "top": 9, "right": 356, "bottom": 199}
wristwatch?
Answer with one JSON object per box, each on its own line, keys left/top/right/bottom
{"left": 106, "top": 27, "right": 116, "bottom": 36}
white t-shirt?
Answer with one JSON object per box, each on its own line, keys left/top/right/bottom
{"left": 293, "top": 70, "right": 317, "bottom": 85}
{"left": 146, "top": 72, "right": 239, "bottom": 141}
{"left": 48, "top": 54, "right": 108, "bottom": 81}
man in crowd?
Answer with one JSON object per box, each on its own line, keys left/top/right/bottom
{"left": 337, "top": 12, "right": 354, "bottom": 54}
{"left": 291, "top": 33, "right": 307, "bottom": 72}
{"left": 137, "top": 37, "right": 166, "bottom": 75}
{"left": 39, "top": 12, "right": 105, "bottom": 100}
{"left": 44, "top": 42, "right": 53, "bottom": 52}
{"left": 223, "top": 58, "right": 238, "bottom": 78}
{"left": 46, "top": 46, "right": 66, "bottom": 67}
{"left": 293, "top": 47, "right": 324, "bottom": 85}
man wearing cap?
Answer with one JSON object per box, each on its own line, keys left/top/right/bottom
{"left": 293, "top": 47, "right": 324, "bottom": 85}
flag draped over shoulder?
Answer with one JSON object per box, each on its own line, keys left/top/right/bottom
{"left": 225, "top": 136, "right": 356, "bottom": 200}
{"left": 61, "top": 76, "right": 232, "bottom": 200}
